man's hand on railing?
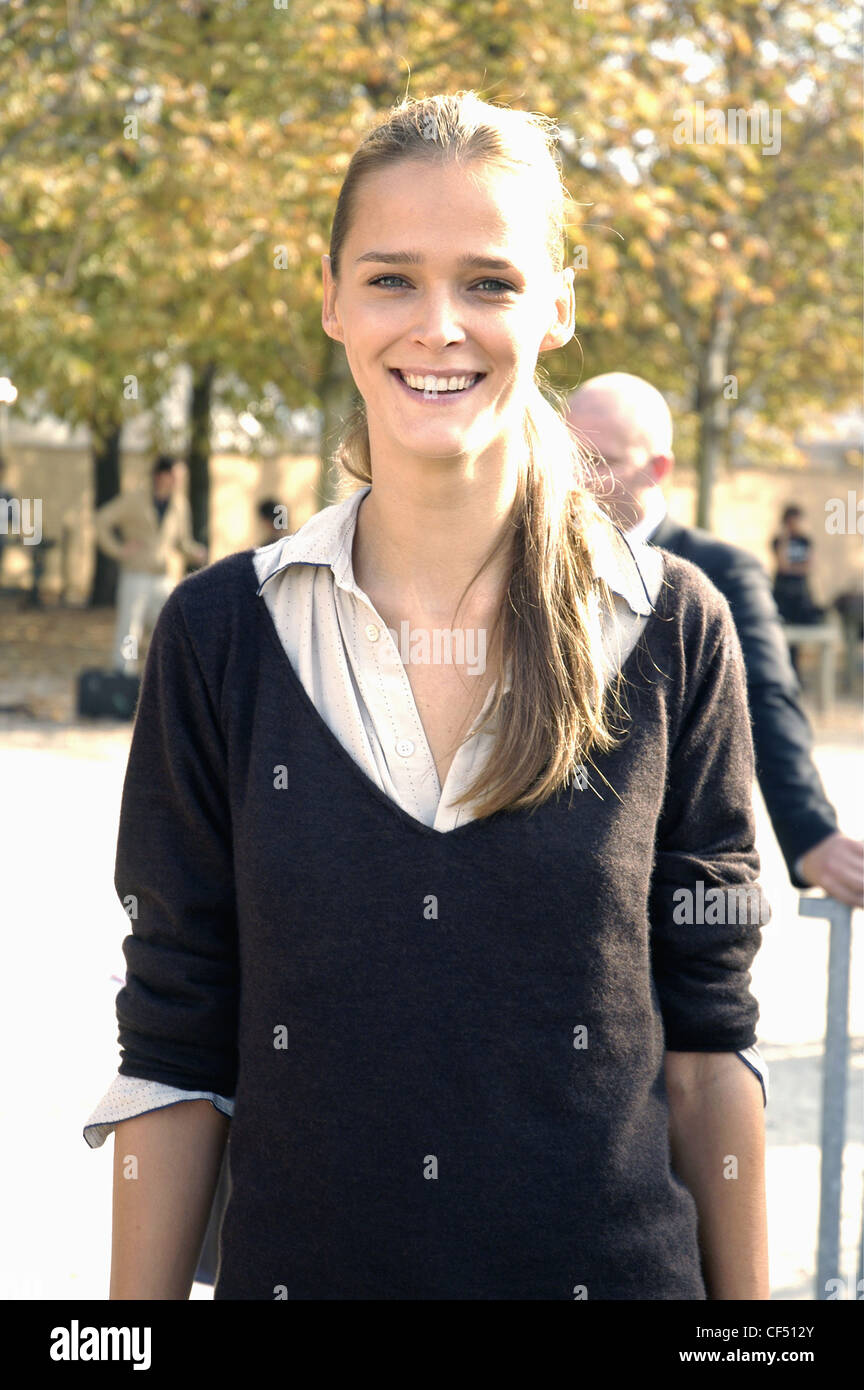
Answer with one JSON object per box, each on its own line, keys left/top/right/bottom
{"left": 798, "top": 831, "right": 864, "bottom": 909}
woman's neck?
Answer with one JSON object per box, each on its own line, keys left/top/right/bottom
{"left": 352, "top": 453, "right": 521, "bottom": 623}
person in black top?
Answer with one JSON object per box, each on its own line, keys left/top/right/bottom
{"left": 257, "top": 497, "right": 292, "bottom": 545}
{"left": 566, "top": 372, "right": 863, "bottom": 910}
{"left": 770, "top": 505, "right": 826, "bottom": 676}
{"left": 771, "top": 505, "right": 824, "bottom": 624}
{"left": 102, "top": 92, "right": 770, "bottom": 1301}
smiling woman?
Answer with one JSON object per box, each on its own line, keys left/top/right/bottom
{"left": 90, "top": 91, "right": 770, "bottom": 1303}
{"left": 319, "top": 94, "right": 617, "bottom": 817}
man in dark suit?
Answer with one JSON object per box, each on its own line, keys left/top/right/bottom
{"left": 566, "top": 372, "right": 862, "bottom": 909}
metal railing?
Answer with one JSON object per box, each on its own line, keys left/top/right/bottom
{"left": 798, "top": 893, "right": 861, "bottom": 1299}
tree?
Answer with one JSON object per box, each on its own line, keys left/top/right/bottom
{"left": 1, "top": 0, "right": 858, "bottom": 541}
{"left": 551, "top": 0, "right": 862, "bottom": 527}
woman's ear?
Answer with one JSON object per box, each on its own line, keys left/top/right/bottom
{"left": 321, "top": 255, "right": 344, "bottom": 343}
{"left": 539, "top": 265, "right": 576, "bottom": 353}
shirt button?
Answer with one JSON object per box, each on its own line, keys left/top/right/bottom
{"left": 395, "top": 738, "right": 415, "bottom": 757}
{"left": 364, "top": 623, "right": 379, "bottom": 641}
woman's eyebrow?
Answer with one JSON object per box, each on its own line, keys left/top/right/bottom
{"left": 355, "top": 250, "right": 520, "bottom": 272}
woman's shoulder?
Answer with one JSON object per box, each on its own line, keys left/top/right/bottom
{"left": 652, "top": 546, "right": 740, "bottom": 659}
{"left": 169, "top": 544, "right": 256, "bottom": 606}
{"left": 156, "top": 549, "right": 261, "bottom": 663}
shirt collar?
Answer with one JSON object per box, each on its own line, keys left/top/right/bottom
{"left": 254, "top": 483, "right": 656, "bottom": 618}
{"left": 626, "top": 486, "right": 667, "bottom": 545}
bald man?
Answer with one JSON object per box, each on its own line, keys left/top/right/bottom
{"left": 567, "top": 372, "right": 862, "bottom": 910}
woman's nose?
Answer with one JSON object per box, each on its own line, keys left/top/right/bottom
{"left": 411, "top": 290, "right": 467, "bottom": 347}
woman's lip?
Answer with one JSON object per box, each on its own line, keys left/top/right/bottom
{"left": 389, "top": 368, "right": 486, "bottom": 400}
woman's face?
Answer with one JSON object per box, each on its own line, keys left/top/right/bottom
{"left": 321, "top": 158, "right": 574, "bottom": 468}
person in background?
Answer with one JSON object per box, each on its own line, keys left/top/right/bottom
{"left": 257, "top": 497, "right": 292, "bottom": 545}
{"left": 833, "top": 586, "right": 864, "bottom": 690}
{"left": 771, "top": 505, "right": 824, "bottom": 625}
{"left": 0, "top": 454, "right": 10, "bottom": 587}
{"left": 94, "top": 455, "right": 207, "bottom": 674}
{"left": 771, "top": 505, "right": 826, "bottom": 676}
{"left": 566, "top": 372, "right": 863, "bottom": 910}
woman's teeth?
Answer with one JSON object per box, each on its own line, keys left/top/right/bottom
{"left": 397, "top": 371, "right": 480, "bottom": 393}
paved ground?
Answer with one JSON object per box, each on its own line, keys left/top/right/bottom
{"left": 0, "top": 599, "right": 861, "bottom": 1301}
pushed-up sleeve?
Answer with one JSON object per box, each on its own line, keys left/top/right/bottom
{"left": 83, "top": 1075, "right": 235, "bottom": 1149}
{"left": 113, "top": 584, "right": 240, "bottom": 1096}
{"left": 649, "top": 588, "right": 770, "bottom": 1053}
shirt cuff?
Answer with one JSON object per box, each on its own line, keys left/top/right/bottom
{"left": 736, "top": 1045, "right": 769, "bottom": 1107}
{"left": 83, "top": 1074, "right": 234, "bottom": 1149}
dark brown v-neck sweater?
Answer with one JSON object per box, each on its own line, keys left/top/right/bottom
{"left": 113, "top": 546, "right": 767, "bottom": 1300}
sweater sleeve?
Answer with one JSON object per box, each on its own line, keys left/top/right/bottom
{"left": 649, "top": 585, "right": 770, "bottom": 1053}
{"left": 112, "top": 582, "right": 240, "bottom": 1095}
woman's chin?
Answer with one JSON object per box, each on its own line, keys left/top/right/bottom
{"left": 385, "top": 422, "right": 487, "bottom": 460}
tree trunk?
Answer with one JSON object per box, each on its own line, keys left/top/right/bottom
{"left": 188, "top": 360, "right": 216, "bottom": 546}
{"left": 88, "top": 422, "right": 122, "bottom": 607}
{"left": 316, "top": 338, "right": 358, "bottom": 511}
{"left": 695, "top": 287, "right": 735, "bottom": 531}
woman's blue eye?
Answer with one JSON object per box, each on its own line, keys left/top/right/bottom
{"left": 369, "top": 275, "right": 410, "bottom": 289}
{"left": 367, "top": 275, "right": 517, "bottom": 297}
{"left": 474, "top": 279, "right": 517, "bottom": 295}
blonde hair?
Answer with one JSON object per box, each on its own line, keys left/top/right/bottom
{"left": 328, "top": 91, "right": 625, "bottom": 819}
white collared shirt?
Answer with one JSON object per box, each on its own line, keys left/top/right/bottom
{"left": 251, "top": 484, "right": 660, "bottom": 831}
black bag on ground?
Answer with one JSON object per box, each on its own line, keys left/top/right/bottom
{"left": 76, "top": 668, "right": 141, "bottom": 719}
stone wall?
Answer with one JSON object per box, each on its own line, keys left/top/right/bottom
{"left": 1, "top": 443, "right": 860, "bottom": 607}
